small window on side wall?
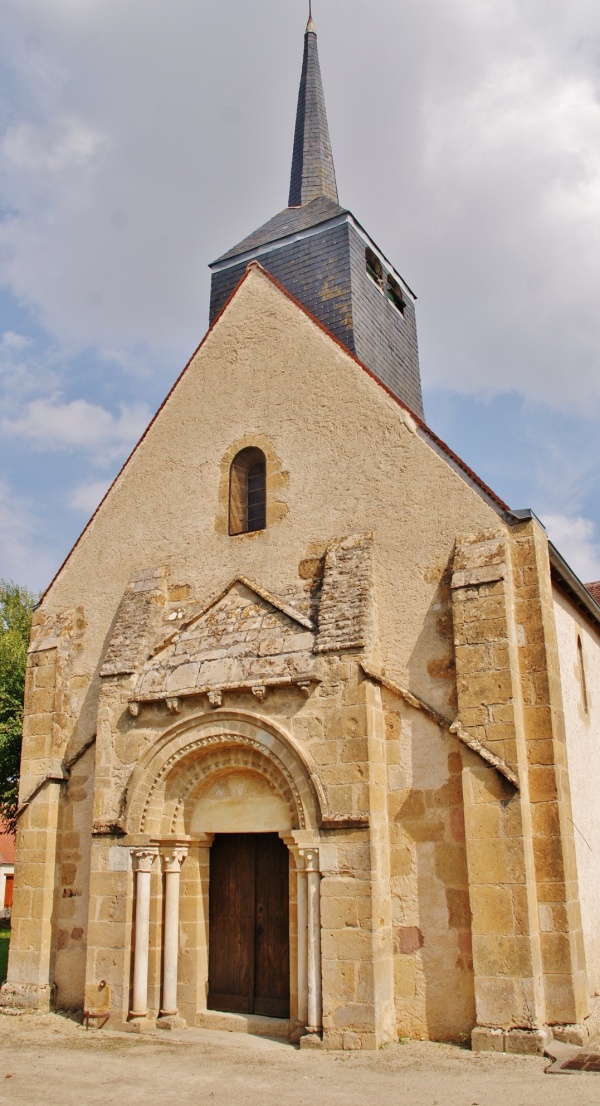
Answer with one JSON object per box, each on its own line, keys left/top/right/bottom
{"left": 229, "top": 447, "right": 266, "bottom": 535}
{"left": 387, "top": 275, "right": 405, "bottom": 315}
{"left": 365, "top": 247, "right": 383, "bottom": 289}
{"left": 577, "top": 635, "right": 589, "bottom": 714}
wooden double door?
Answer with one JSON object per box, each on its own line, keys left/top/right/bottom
{"left": 208, "top": 833, "right": 290, "bottom": 1018}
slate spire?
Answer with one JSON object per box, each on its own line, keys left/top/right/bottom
{"left": 288, "top": 14, "right": 339, "bottom": 207}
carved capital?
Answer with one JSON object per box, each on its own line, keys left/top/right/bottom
{"left": 300, "top": 848, "right": 320, "bottom": 873}
{"left": 131, "top": 848, "right": 158, "bottom": 873}
{"left": 161, "top": 848, "right": 188, "bottom": 874}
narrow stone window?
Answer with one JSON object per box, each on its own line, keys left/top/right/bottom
{"left": 365, "top": 247, "right": 383, "bottom": 290}
{"left": 577, "top": 635, "right": 589, "bottom": 714}
{"left": 387, "top": 275, "right": 405, "bottom": 315}
{"left": 229, "top": 447, "right": 266, "bottom": 535}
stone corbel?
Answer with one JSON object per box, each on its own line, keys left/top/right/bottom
{"left": 251, "top": 685, "right": 267, "bottom": 703}
{"left": 166, "top": 698, "right": 181, "bottom": 714}
{"left": 207, "top": 689, "right": 222, "bottom": 709}
{"left": 129, "top": 701, "right": 141, "bottom": 718}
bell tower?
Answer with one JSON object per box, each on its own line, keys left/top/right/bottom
{"left": 209, "top": 14, "right": 424, "bottom": 420}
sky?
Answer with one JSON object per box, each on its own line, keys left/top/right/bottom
{"left": 1, "top": 0, "right": 600, "bottom": 593}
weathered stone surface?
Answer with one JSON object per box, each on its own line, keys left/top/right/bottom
{"left": 101, "top": 568, "right": 168, "bottom": 677}
{"left": 133, "top": 578, "right": 318, "bottom": 701}
{"left": 315, "top": 534, "right": 374, "bottom": 654}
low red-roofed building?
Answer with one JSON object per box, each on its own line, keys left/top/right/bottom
{"left": 0, "top": 824, "right": 15, "bottom": 911}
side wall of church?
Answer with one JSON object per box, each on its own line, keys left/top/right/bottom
{"left": 553, "top": 589, "right": 600, "bottom": 997}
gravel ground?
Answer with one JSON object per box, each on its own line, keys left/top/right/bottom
{"left": 0, "top": 1014, "right": 599, "bottom": 1106}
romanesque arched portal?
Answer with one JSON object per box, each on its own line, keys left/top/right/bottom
{"left": 122, "top": 712, "right": 323, "bottom": 1036}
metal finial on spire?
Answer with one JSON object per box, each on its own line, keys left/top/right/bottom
{"left": 306, "top": 0, "right": 316, "bottom": 33}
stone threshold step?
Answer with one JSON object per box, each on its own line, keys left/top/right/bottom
{"left": 195, "top": 1010, "right": 290, "bottom": 1039}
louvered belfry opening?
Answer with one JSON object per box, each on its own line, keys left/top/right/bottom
{"left": 229, "top": 447, "right": 267, "bottom": 535}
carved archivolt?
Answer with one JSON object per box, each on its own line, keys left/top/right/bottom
{"left": 164, "top": 746, "right": 298, "bottom": 835}
{"left": 124, "top": 710, "right": 324, "bottom": 836}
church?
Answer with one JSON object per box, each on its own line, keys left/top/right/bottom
{"left": 2, "top": 15, "right": 600, "bottom": 1054}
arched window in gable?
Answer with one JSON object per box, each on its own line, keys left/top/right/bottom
{"left": 229, "top": 447, "right": 267, "bottom": 535}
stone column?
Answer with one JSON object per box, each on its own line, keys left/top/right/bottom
{"left": 159, "top": 847, "right": 188, "bottom": 1018}
{"left": 130, "top": 848, "right": 158, "bottom": 1019}
{"left": 303, "top": 849, "right": 322, "bottom": 1034}
{"left": 296, "top": 854, "right": 309, "bottom": 1028}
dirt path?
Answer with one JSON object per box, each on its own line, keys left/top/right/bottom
{"left": 0, "top": 1015, "right": 599, "bottom": 1106}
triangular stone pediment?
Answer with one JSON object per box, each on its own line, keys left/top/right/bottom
{"left": 134, "top": 578, "right": 316, "bottom": 702}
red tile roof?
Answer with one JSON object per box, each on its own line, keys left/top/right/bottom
{"left": 0, "top": 824, "right": 15, "bottom": 866}
{"left": 586, "top": 582, "right": 600, "bottom": 606}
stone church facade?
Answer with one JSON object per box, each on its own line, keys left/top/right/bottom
{"left": 3, "top": 17, "right": 600, "bottom": 1054}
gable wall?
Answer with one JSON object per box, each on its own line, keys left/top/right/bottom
{"left": 41, "top": 268, "right": 503, "bottom": 717}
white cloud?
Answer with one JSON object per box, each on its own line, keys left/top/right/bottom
{"left": 2, "top": 117, "right": 103, "bottom": 175}
{"left": 1, "top": 331, "right": 30, "bottom": 351}
{"left": 0, "top": 480, "right": 53, "bottom": 591}
{"left": 0, "top": 0, "right": 594, "bottom": 407}
{"left": 68, "top": 478, "right": 111, "bottom": 514}
{"left": 0, "top": 329, "right": 61, "bottom": 402}
{"left": 542, "top": 513, "right": 600, "bottom": 584}
{"left": 5, "top": 396, "right": 150, "bottom": 462}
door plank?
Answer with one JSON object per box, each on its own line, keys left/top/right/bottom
{"left": 208, "top": 834, "right": 255, "bottom": 1013}
{"left": 254, "top": 834, "right": 290, "bottom": 1018}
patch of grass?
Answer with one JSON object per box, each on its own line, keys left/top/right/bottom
{"left": 0, "top": 927, "right": 10, "bottom": 983}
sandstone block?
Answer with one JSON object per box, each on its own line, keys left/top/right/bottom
{"left": 394, "top": 957, "right": 418, "bottom": 998}
{"left": 464, "top": 804, "right": 501, "bottom": 841}
{"left": 403, "top": 819, "right": 445, "bottom": 843}
{"left": 471, "top": 1026, "right": 505, "bottom": 1052}
{"left": 469, "top": 885, "right": 514, "bottom": 936}
{"left": 531, "top": 802, "right": 560, "bottom": 837}
{"left": 504, "top": 1027, "right": 551, "bottom": 1055}
{"left": 332, "top": 1002, "right": 375, "bottom": 1032}
{"left": 527, "top": 766, "right": 558, "bottom": 803}
{"left": 532, "top": 835, "right": 565, "bottom": 882}
{"left": 472, "top": 934, "right": 534, "bottom": 978}
{"left": 434, "top": 842, "right": 469, "bottom": 886}
{"left": 523, "top": 706, "right": 553, "bottom": 741}
{"left": 539, "top": 931, "right": 572, "bottom": 975}
{"left": 467, "top": 838, "right": 528, "bottom": 886}
{"left": 475, "top": 977, "right": 527, "bottom": 1027}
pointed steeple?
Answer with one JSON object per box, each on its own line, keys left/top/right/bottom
{"left": 288, "top": 15, "right": 338, "bottom": 207}
{"left": 210, "top": 10, "right": 424, "bottom": 421}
